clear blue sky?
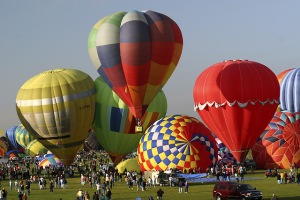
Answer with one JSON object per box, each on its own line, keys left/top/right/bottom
{"left": 1, "top": 1, "right": 299, "bottom": 132}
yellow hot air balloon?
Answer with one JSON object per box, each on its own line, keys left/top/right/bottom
{"left": 16, "top": 68, "right": 96, "bottom": 166}
{"left": 25, "top": 139, "right": 48, "bottom": 156}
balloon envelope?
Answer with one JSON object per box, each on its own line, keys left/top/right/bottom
{"left": 25, "top": 139, "right": 48, "bottom": 157}
{"left": 39, "top": 155, "right": 63, "bottom": 168}
{"left": 16, "top": 68, "right": 96, "bottom": 166}
{"left": 276, "top": 68, "right": 294, "bottom": 111}
{"left": 15, "top": 124, "right": 34, "bottom": 148}
{"left": 280, "top": 68, "right": 300, "bottom": 112}
{"left": 193, "top": 60, "right": 280, "bottom": 162}
{"left": 88, "top": 10, "right": 183, "bottom": 119}
{"left": 252, "top": 111, "right": 300, "bottom": 169}
{"left": 84, "top": 130, "right": 103, "bottom": 151}
{"left": 6, "top": 126, "right": 24, "bottom": 151}
{"left": 137, "top": 115, "right": 217, "bottom": 172}
{"left": 116, "top": 158, "right": 140, "bottom": 173}
{"left": 93, "top": 76, "right": 167, "bottom": 165}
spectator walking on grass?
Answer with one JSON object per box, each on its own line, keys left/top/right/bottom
{"left": 157, "top": 188, "right": 164, "bottom": 200}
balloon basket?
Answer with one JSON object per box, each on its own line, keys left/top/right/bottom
{"left": 135, "top": 126, "right": 143, "bottom": 133}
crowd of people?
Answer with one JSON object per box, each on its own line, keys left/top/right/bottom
{"left": 0, "top": 150, "right": 299, "bottom": 199}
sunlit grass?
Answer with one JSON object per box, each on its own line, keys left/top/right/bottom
{"left": 1, "top": 169, "right": 300, "bottom": 200}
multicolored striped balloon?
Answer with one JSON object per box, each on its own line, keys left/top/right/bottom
{"left": 138, "top": 115, "right": 217, "bottom": 172}
{"left": 6, "top": 126, "right": 24, "bottom": 151}
{"left": 93, "top": 76, "right": 167, "bottom": 165}
{"left": 15, "top": 124, "right": 34, "bottom": 148}
{"left": 39, "top": 155, "right": 62, "bottom": 168}
{"left": 88, "top": 10, "right": 183, "bottom": 119}
{"left": 16, "top": 68, "right": 96, "bottom": 166}
{"left": 215, "top": 138, "right": 236, "bottom": 165}
{"left": 252, "top": 111, "right": 300, "bottom": 169}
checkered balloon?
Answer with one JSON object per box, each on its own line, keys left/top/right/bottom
{"left": 137, "top": 114, "right": 217, "bottom": 172}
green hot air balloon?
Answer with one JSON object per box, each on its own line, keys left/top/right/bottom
{"left": 15, "top": 124, "right": 34, "bottom": 148}
{"left": 16, "top": 68, "right": 96, "bottom": 166}
{"left": 93, "top": 76, "right": 167, "bottom": 165}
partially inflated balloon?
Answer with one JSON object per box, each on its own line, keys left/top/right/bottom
{"left": 16, "top": 68, "right": 96, "bottom": 166}
{"left": 88, "top": 10, "right": 182, "bottom": 119}
{"left": 252, "top": 111, "right": 300, "bottom": 169}
{"left": 6, "top": 126, "right": 24, "bottom": 151}
{"left": 93, "top": 76, "right": 167, "bottom": 164}
{"left": 15, "top": 124, "right": 34, "bottom": 148}
{"left": 277, "top": 68, "right": 294, "bottom": 111}
{"left": 280, "top": 68, "right": 300, "bottom": 112}
{"left": 84, "top": 130, "right": 103, "bottom": 151}
{"left": 25, "top": 139, "right": 48, "bottom": 156}
{"left": 193, "top": 60, "right": 280, "bottom": 162}
{"left": 138, "top": 115, "right": 217, "bottom": 172}
{"left": 215, "top": 138, "right": 236, "bottom": 165}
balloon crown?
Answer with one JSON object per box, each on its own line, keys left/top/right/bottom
{"left": 224, "top": 59, "right": 248, "bottom": 62}
{"left": 42, "top": 68, "right": 66, "bottom": 74}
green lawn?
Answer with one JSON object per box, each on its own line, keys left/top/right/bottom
{"left": 1, "top": 170, "right": 300, "bottom": 200}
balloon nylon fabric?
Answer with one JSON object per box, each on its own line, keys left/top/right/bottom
{"left": 252, "top": 111, "right": 300, "bottom": 169}
{"left": 16, "top": 68, "right": 96, "bottom": 166}
{"left": 93, "top": 76, "right": 167, "bottom": 165}
{"left": 280, "top": 68, "right": 300, "bottom": 112}
{"left": 193, "top": 60, "right": 280, "bottom": 162}
{"left": 88, "top": 10, "right": 183, "bottom": 118}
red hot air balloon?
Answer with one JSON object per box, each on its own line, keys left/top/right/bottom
{"left": 88, "top": 10, "right": 183, "bottom": 125}
{"left": 193, "top": 60, "right": 280, "bottom": 162}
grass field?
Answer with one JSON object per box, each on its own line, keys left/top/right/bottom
{"left": 1, "top": 170, "right": 300, "bottom": 200}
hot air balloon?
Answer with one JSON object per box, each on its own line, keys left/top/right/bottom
{"left": 93, "top": 76, "right": 167, "bottom": 164}
{"left": 25, "top": 139, "right": 48, "bottom": 157}
{"left": 193, "top": 59, "right": 280, "bottom": 162}
{"left": 137, "top": 114, "right": 217, "bottom": 172}
{"left": 5, "top": 126, "right": 24, "bottom": 151}
{"left": 215, "top": 138, "right": 237, "bottom": 165}
{"left": 280, "top": 68, "right": 300, "bottom": 112}
{"left": 16, "top": 68, "right": 96, "bottom": 166}
{"left": 15, "top": 124, "right": 34, "bottom": 148}
{"left": 39, "top": 155, "right": 63, "bottom": 168}
{"left": 252, "top": 111, "right": 300, "bottom": 169}
{"left": 84, "top": 130, "right": 103, "bottom": 151}
{"left": 88, "top": 10, "right": 183, "bottom": 127}
{"left": 277, "top": 68, "right": 294, "bottom": 111}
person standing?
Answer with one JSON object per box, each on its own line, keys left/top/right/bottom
{"left": 76, "top": 188, "right": 84, "bottom": 200}
{"left": 22, "top": 193, "right": 27, "bottom": 200}
{"left": 92, "top": 191, "right": 99, "bottom": 200}
{"left": 14, "top": 180, "right": 19, "bottom": 191}
{"left": 49, "top": 179, "right": 54, "bottom": 192}
{"left": 184, "top": 180, "right": 188, "bottom": 193}
{"left": 105, "top": 187, "right": 112, "bottom": 200}
{"left": 178, "top": 180, "right": 183, "bottom": 193}
{"left": 9, "top": 180, "right": 12, "bottom": 191}
{"left": 169, "top": 176, "right": 173, "bottom": 187}
{"left": 84, "top": 191, "right": 91, "bottom": 200}
{"left": 277, "top": 173, "right": 281, "bottom": 184}
{"left": 148, "top": 176, "right": 152, "bottom": 189}
{"left": 157, "top": 188, "right": 164, "bottom": 200}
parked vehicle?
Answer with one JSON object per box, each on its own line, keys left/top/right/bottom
{"left": 213, "top": 181, "right": 262, "bottom": 200}
{"left": 22, "top": 156, "right": 33, "bottom": 162}
{"left": 0, "top": 156, "right": 8, "bottom": 163}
